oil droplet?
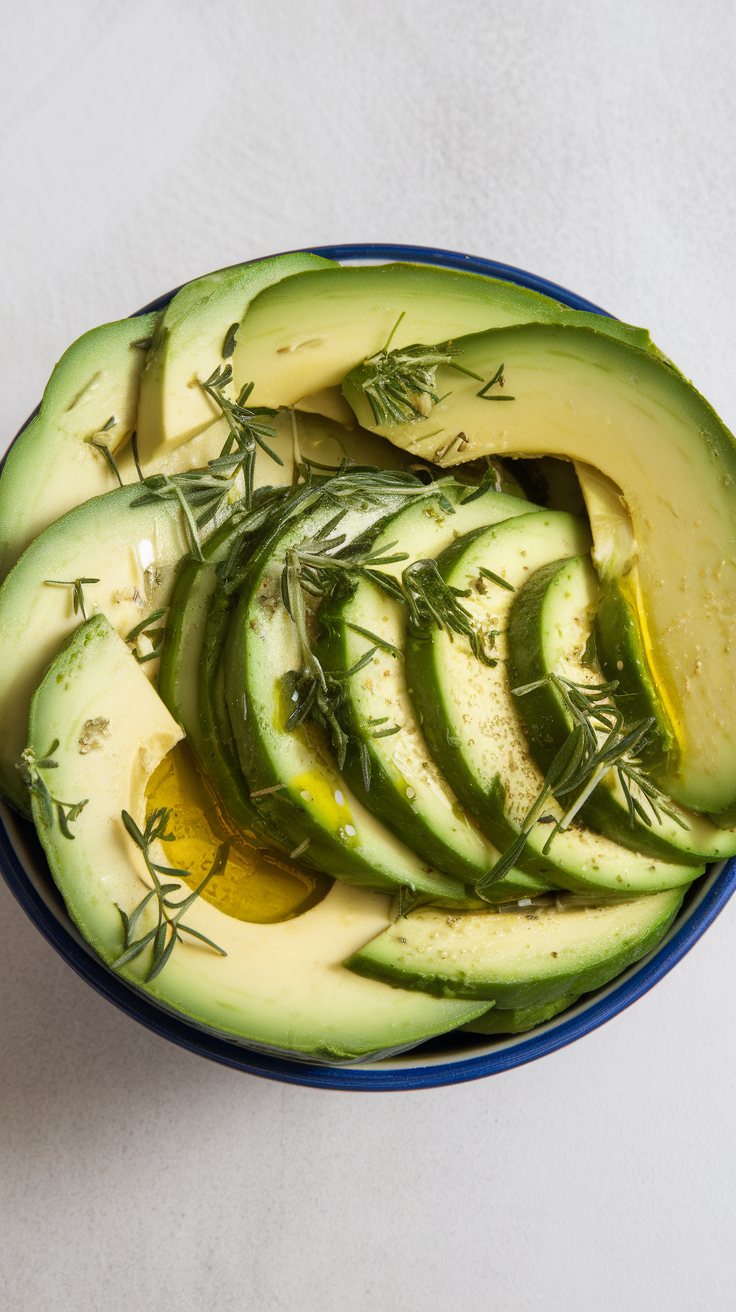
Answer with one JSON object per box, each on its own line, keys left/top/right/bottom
{"left": 145, "top": 743, "right": 331, "bottom": 924}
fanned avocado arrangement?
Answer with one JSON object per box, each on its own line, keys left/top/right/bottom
{"left": 3, "top": 251, "right": 735, "bottom": 1064}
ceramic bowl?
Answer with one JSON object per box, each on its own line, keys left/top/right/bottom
{"left": 2, "top": 242, "right": 734, "bottom": 1091}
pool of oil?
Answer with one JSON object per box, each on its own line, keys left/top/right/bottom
{"left": 145, "top": 743, "right": 332, "bottom": 923}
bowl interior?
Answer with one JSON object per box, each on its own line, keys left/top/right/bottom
{"left": 3, "top": 242, "right": 735, "bottom": 1091}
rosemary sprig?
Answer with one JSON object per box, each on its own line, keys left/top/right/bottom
{"left": 44, "top": 577, "right": 99, "bottom": 621}
{"left": 354, "top": 314, "right": 484, "bottom": 426}
{"left": 125, "top": 607, "right": 168, "bottom": 664}
{"left": 200, "top": 364, "right": 283, "bottom": 510}
{"left": 114, "top": 807, "right": 228, "bottom": 982}
{"left": 402, "top": 559, "right": 499, "bottom": 666}
{"left": 89, "top": 416, "right": 124, "bottom": 486}
{"left": 18, "top": 741, "right": 88, "bottom": 839}
{"left": 477, "top": 362, "right": 515, "bottom": 401}
{"left": 475, "top": 673, "right": 687, "bottom": 896}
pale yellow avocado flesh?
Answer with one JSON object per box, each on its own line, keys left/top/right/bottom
{"left": 0, "top": 314, "right": 158, "bottom": 580}
{"left": 0, "top": 485, "right": 189, "bottom": 814}
{"left": 28, "top": 617, "right": 486, "bottom": 1058}
{"left": 135, "top": 252, "right": 336, "bottom": 463}
{"left": 230, "top": 262, "right": 659, "bottom": 411}
{"left": 349, "top": 322, "right": 736, "bottom": 816}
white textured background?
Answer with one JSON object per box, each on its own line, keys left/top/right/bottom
{"left": 2, "top": 3, "right": 736, "bottom": 1309}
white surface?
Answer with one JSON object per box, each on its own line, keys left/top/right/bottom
{"left": 2, "top": 2, "right": 736, "bottom": 1308}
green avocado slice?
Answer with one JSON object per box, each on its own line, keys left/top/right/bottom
{"left": 460, "top": 992, "right": 582, "bottom": 1035}
{"left": 403, "top": 510, "right": 704, "bottom": 895}
{"left": 317, "top": 478, "right": 552, "bottom": 897}
{"left": 223, "top": 480, "right": 471, "bottom": 900}
{"left": 28, "top": 615, "right": 487, "bottom": 1060}
{"left": 135, "top": 251, "right": 337, "bottom": 463}
{"left": 0, "top": 484, "right": 189, "bottom": 814}
{"left": 342, "top": 321, "right": 736, "bottom": 817}
{"left": 345, "top": 888, "right": 686, "bottom": 1007}
{"left": 231, "top": 261, "right": 665, "bottom": 411}
{"left": 507, "top": 554, "right": 736, "bottom": 861}
{"left": 0, "top": 313, "right": 159, "bottom": 581}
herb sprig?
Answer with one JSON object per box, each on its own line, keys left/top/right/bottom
{"left": 114, "top": 807, "right": 228, "bottom": 981}
{"left": 475, "top": 673, "right": 687, "bottom": 896}
{"left": 44, "top": 576, "right": 100, "bottom": 621}
{"left": 354, "top": 314, "right": 483, "bottom": 426}
{"left": 18, "top": 741, "right": 88, "bottom": 839}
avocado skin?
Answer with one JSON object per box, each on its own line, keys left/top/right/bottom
{"left": 595, "top": 579, "right": 676, "bottom": 778}
{"left": 345, "top": 895, "right": 683, "bottom": 1008}
{"left": 507, "top": 558, "right": 711, "bottom": 864}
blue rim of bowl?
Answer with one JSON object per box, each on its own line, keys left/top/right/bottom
{"left": 2, "top": 241, "right": 735, "bottom": 1092}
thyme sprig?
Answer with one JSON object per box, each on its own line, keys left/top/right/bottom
{"left": 114, "top": 807, "right": 228, "bottom": 982}
{"left": 18, "top": 741, "right": 88, "bottom": 839}
{"left": 44, "top": 577, "right": 99, "bottom": 621}
{"left": 475, "top": 673, "right": 687, "bottom": 896}
{"left": 355, "top": 314, "right": 482, "bottom": 426}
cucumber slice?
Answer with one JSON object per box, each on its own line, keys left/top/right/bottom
{"left": 346, "top": 887, "right": 686, "bottom": 1007}
{"left": 0, "top": 313, "right": 159, "bottom": 580}
{"left": 508, "top": 554, "right": 736, "bottom": 861}
{"left": 404, "top": 511, "right": 704, "bottom": 894}
{"left": 223, "top": 483, "right": 470, "bottom": 899}
{"left": 319, "top": 478, "right": 552, "bottom": 897}
{"left": 0, "top": 484, "right": 189, "bottom": 815}
{"left": 29, "top": 615, "right": 486, "bottom": 1060}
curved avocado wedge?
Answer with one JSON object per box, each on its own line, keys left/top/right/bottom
{"left": 318, "top": 478, "right": 553, "bottom": 899}
{"left": 460, "top": 992, "right": 582, "bottom": 1035}
{"left": 508, "top": 554, "right": 736, "bottom": 862}
{"left": 343, "top": 320, "right": 736, "bottom": 817}
{"left": 0, "top": 484, "right": 189, "bottom": 815}
{"left": 28, "top": 615, "right": 486, "bottom": 1060}
{"left": 223, "top": 478, "right": 471, "bottom": 900}
{"left": 231, "top": 262, "right": 663, "bottom": 411}
{"left": 0, "top": 313, "right": 159, "bottom": 581}
{"left": 136, "top": 252, "right": 336, "bottom": 463}
{"left": 404, "top": 511, "right": 704, "bottom": 895}
{"left": 345, "top": 887, "right": 685, "bottom": 1008}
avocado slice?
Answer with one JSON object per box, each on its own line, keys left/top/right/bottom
{"left": 461, "top": 992, "right": 582, "bottom": 1035}
{"left": 135, "top": 252, "right": 336, "bottom": 463}
{"left": 0, "top": 313, "right": 158, "bottom": 581}
{"left": 343, "top": 321, "right": 736, "bottom": 818}
{"left": 0, "top": 483, "right": 189, "bottom": 814}
{"left": 317, "top": 478, "right": 552, "bottom": 897}
{"left": 345, "top": 888, "right": 685, "bottom": 1007}
{"left": 403, "top": 510, "right": 704, "bottom": 894}
{"left": 230, "top": 262, "right": 663, "bottom": 411}
{"left": 28, "top": 615, "right": 487, "bottom": 1059}
{"left": 223, "top": 481, "right": 470, "bottom": 900}
{"left": 507, "top": 554, "right": 736, "bottom": 861}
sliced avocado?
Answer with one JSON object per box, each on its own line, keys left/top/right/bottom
{"left": 159, "top": 494, "right": 297, "bottom": 850}
{"left": 343, "top": 321, "right": 736, "bottom": 817}
{"left": 461, "top": 992, "right": 582, "bottom": 1035}
{"left": 223, "top": 481, "right": 470, "bottom": 900}
{"left": 508, "top": 554, "right": 736, "bottom": 861}
{"left": 0, "top": 313, "right": 158, "bottom": 581}
{"left": 345, "top": 887, "right": 685, "bottom": 1007}
{"left": 0, "top": 483, "right": 189, "bottom": 814}
{"left": 231, "top": 262, "right": 663, "bottom": 411}
{"left": 317, "top": 478, "right": 552, "bottom": 897}
{"left": 136, "top": 252, "right": 336, "bottom": 463}
{"left": 404, "top": 510, "right": 704, "bottom": 894}
{"left": 29, "top": 615, "right": 486, "bottom": 1059}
